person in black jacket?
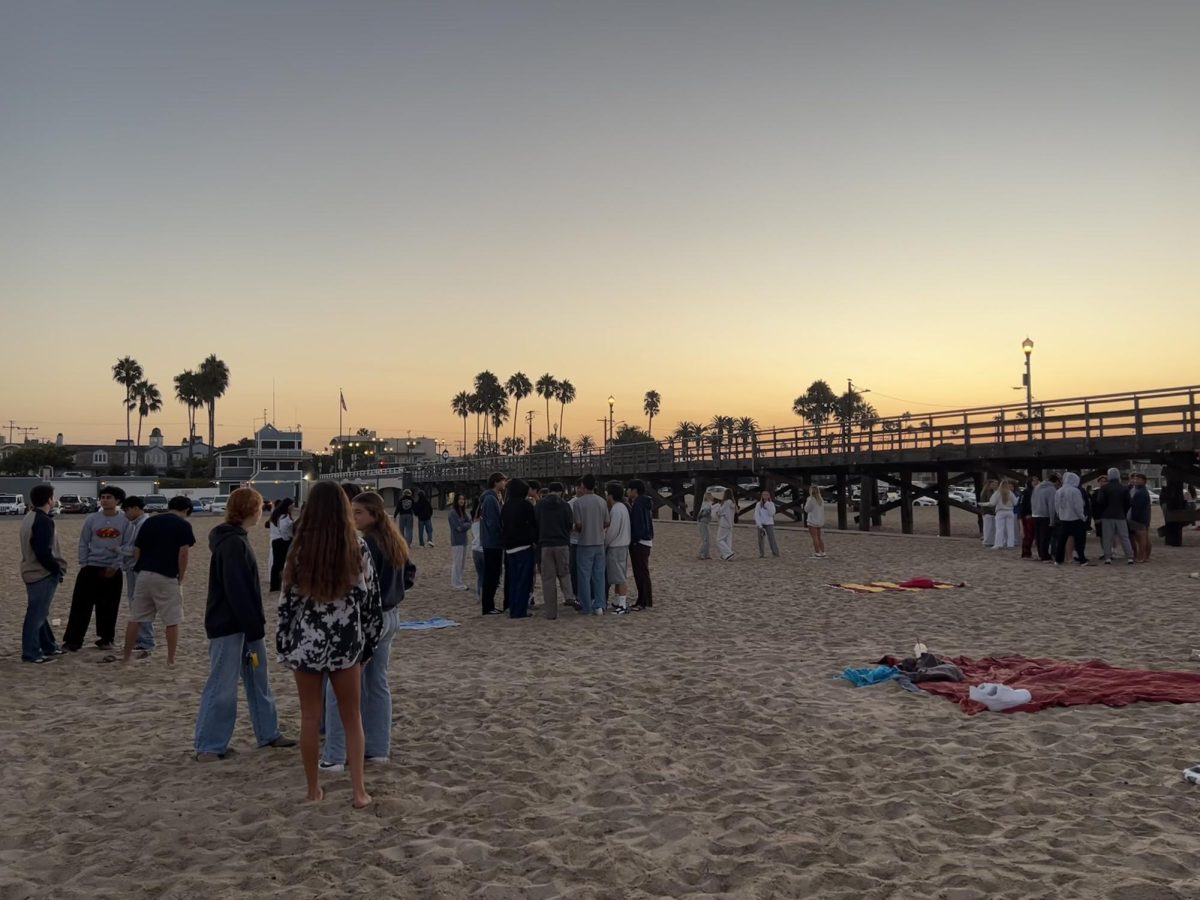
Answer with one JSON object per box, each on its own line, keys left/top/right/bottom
{"left": 500, "top": 479, "right": 538, "bottom": 618}
{"left": 414, "top": 490, "right": 434, "bottom": 547}
{"left": 194, "top": 487, "right": 295, "bottom": 761}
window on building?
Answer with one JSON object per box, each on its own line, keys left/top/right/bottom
{"left": 260, "top": 461, "right": 277, "bottom": 470}
{"left": 92, "top": 450, "right": 108, "bottom": 465}
{"left": 278, "top": 440, "right": 296, "bottom": 449}
{"left": 260, "top": 440, "right": 278, "bottom": 450}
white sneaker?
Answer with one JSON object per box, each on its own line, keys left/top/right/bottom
{"left": 366, "top": 756, "right": 389, "bottom": 765}
{"left": 318, "top": 761, "right": 345, "bottom": 773}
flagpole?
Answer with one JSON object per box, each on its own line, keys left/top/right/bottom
{"left": 338, "top": 387, "right": 343, "bottom": 471}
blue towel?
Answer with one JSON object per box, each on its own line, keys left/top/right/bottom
{"left": 841, "top": 665, "right": 900, "bottom": 687}
{"left": 397, "top": 617, "right": 460, "bottom": 631}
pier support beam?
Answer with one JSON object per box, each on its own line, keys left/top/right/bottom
{"left": 836, "top": 473, "right": 848, "bottom": 530}
{"left": 859, "top": 475, "right": 875, "bottom": 532}
{"left": 936, "top": 469, "right": 951, "bottom": 537}
{"left": 900, "top": 470, "right": 914, "bottom": 534}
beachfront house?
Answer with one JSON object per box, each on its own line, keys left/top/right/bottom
{"left": 214, "top": 424, "right": 310, "bottom": 501}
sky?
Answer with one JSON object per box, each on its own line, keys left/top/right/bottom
{"left": 2, "top": 0, "right": 1196, "bottom": 451}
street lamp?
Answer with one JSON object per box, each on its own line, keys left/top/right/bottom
{"left": 1022, "top": 337, "right": 1034, "bottom": 438}
{"left": 607, "top": 395, "right": 615, "bottom": 446}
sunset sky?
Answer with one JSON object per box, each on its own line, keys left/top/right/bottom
{"left": 3, "top": 1, "right": 1196, "bottom": 451}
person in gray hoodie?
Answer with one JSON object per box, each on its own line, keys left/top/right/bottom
{"left": 1031, "top": 474, "right": 1059, "bottom": 562}
{"left": 62, "top": 485, "right": 129, "bottom": 651}
{"left": 1052, "top": 473, "right": 1088, "bottom": 565}
{"left": 1095, "top": 466, "right": 1135, "bottom": 564}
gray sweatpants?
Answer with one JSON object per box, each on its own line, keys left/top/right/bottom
{"left": 757, "top": 525, "right": 780, "bottom": 557}
{"left": 1100, "top": 519, "right": 1134, "bottom": 561}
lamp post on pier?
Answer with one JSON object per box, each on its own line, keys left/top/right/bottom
{"left": 608, "top": 395, "right": 615, "bottom": 448}
{"left": 1022, "top": 337, "right": 1034, "bottom": 439}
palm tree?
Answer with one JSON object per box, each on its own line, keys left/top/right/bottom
{"left": 505, "top": 372, "right": 533, "bottom": 442}
{"left": 468, "top": 392, "right": 485, "bottom": 444}
{"left": 197, "top": 354, "right": 231, "bottom": 451}
{"left": 709, "top": 415, "right": 735, "bottom": 453}
{"left": 833, "top": 389, "right": 877, "bottom": 451}
{"left": 793, "top": 380, "right": 838, "bottom": 449}
{"left": 643, "top": 390, "right": 662, "bottom": 435}
{"left": 555, "top": 379, "right": 576, "bottom": 439}
{"left": 575, "top": 434, "right": 596, "bottom": 455}
{"left": 112, "top": 356, "right": 143, "bottom": 448}
{"left": 536, "top": 373, "right": 558, "bottom": 439}
{"left": 134, "top": 381, "right": 163, "bottom": 450}
{"left": 451, "top": 390, "right": 472, "bottom": 455}
{"left": 490, "top": 394, "right": 510, "bottom": 439}
{"left": 173, "top": 370, "right": 204, "bottom": 470}
{"left": 736, "top": 416, "right": 758, "bottom": 456}
{"left": 473, "top": 371, "right": 504, "bottom": 443}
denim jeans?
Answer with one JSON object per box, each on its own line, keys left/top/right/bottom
{"left": 418, "top": 518, "right": 433, "bottom": 545}
{"left": 22, "top": 575, "right": 60, "bottom": 661}
{"left": 194, "top": 635, "right": 282, "bottom": 754}
{"left": 323, "top": 606, "right": 400, "bottom": 763}
{"left": 504, "top": 547, "right": 535, "bottom": 618}
{"left": 125, "top": 571, "right": 155, "bottom": 650}
{"left": 575, "top": 545, "right": 606, "bottom": 613}
{"left": 398, "top": 514, "right": 414, "bottom": 545}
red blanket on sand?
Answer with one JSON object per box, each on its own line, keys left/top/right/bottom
{"left": 878, "top": 655, "right": 1200, "bottom": 715}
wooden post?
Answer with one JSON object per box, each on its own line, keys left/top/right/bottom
{"left": 936, "top": 469, "right": 951, "bottom": 537}
{"left": 692, "top": 476, "right": 707, "bottom": 520}
{"left": 859, "top": 475, "right": 874, "bottom": 532}
{"left": 836, "top": 472, "right": 848, "bottom": 530}
{"left": 900, "top": 470, "right": 914, "bottom": 534}
{"left": 1161, "top": 475, "right": 1185, "bottom": 547}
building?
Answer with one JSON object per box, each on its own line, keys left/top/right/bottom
{"left": 214, "top": 424, "right": 310, "bottom": 501}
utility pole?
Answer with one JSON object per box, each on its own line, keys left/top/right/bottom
{"left": 17, "top": 426, "right": 38, "bottom": 444}
{"left": 5, "top": 420, "right": 17, "bottom": 443}
{"left": 525, "top": 410, "right": 536, "bottom": 449}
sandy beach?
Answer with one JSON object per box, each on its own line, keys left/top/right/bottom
{"left": 2, "top": 509, "right": 1198, "bottom": 899}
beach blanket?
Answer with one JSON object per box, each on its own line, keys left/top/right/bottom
{"left": 833, "top": 578, "right": 964, "bottom": 594}
{"left": 877, "top": 655, "right": 1200, "bottom": 715}
{"left": 397, "top": 618, "right": 460, "bottom": 631}
{"left": 841, "top": 665, "right": 900, "bottom": 687}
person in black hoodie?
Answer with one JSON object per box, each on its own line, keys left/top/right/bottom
{"left": 500, "top": 478, "right": 538, "bottom": 618}
{"left": 414, "top": 490, "right": 434, "bottom": 547}
{"left": 194, "top": 487, "right": 295, "bottom": 761}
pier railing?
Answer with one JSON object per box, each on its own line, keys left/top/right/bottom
{"left": 324, "top": 384, "right": 1200, "bottom": 483}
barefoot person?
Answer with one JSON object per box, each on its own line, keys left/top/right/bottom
{"left": 195, "top": 487, "right": 295, "bottom": 760}
{"left": 805, "top": 485, "right": 827, "bottom": 558}
{"left": 322, "top": 491, "right": 409, "bottom": 772}
{"left": 276, "top": 481, "right": 382, "bottom": 808}
{"left": 116, "top": 495, "right": 195, "bottom": 666}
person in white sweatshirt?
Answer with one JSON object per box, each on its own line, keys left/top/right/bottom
{"left": 804, "top": 485, "right": 826, "bottom": 557}
{"left": 985, "top": 480, "right": 1017, "bottom": 549}
{"left": 715, "top": 491, "right": 736, "bottom": 561}
{"left": 604, "top": 482, "right": 631, "bottom": 613}
{"left": 696, "top": 490, "right": 716, "bottom": 560}
{"left": 978, "top": 478, "right": 998, "bottom": 546}
{"left": 754, "top": 490, "right": 780, "bottom": 558}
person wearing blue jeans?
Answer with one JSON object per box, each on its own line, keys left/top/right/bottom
{"left": 572, "top": 474, "right": 610, "bottom": 615}
{"left": 195, "top": 488, "right": 294, "bottom": 760}
{"left": 322, "top": 605, "right": 401, "bottom": 767}
{"left": 395, "top": 490, "right": 416, "bottom": 545}
{"left": 119, "top": 496, "right": 155, "bottom": 654}
{"left": 19, "top": 485, "right": 66, "bottom": 663}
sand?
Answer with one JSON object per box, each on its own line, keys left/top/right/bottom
{"left": 1, "top": 509, "right": 1198, "bottom": 900}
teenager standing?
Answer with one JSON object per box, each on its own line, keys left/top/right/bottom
{"left": 754, "top": 490, "right": 780, "bottom": 558}
{"left": 414, "top": 490, "right": 434, "bottom": 547}
{"left": 267, "top": 498, "right": 295, "bottom": 592}
{"left": 119, "top": 496, "right": 155, "bottom": 656}
{"left": 195, "top": 487, "right": 294, "bottom": 759}
{"left": 323, "top": 491, "right": 410, "bottom": 771}
{"left": 573, "top": 474, "right": 609, "bottom": 615}
{"left": 19, "top": 484, "right": 65, "bottom": 663}
{"left": 479, "top": 473, "right": 506, "bottom": 615}
{"left": 987, "top": 481, "right": 1017, "bottom": 549}
{"left": 626, "top": 479, "right": 654, "bottom": 609}
{"left": 696, "top": 490, "right": 715, "bottom": 559}
{"left": 804, "top": 485, "right": 826, "bottom": 558}
{"left": 276, "top": 481, "right": 382, "bottom": 809}
{"left": 500, "top": 479, "right": 538, "bottom": 619}
{"left": 534, "top": 482, "right": 575, "bottom": 618}
{"left": 716, "top": 491, "right": 736, "bottom": 561}
{"left": 395, "top": 489, "right": 415, "bottom": 545}
{"left": 63, "top": 485, "right": 128, "bottom": 652}
{"left": 447, "top": 493, "right": 472, "bottom": 590}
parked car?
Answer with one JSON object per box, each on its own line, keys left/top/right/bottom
{"left": 59, "top": 494, "right": 87, "bottom": 514}
{"left": 211, "top": 495, "right": 230, "bottom": 514}
{"left": 81, "top": 497, "right": 99, "bottom": 513}
{"left": 143, "top": 494, "right": 169, "bottom": 513}
{"left": 1148, "top": 491, "right": 1160, "bottom": 505}
{"left": 0, "top": 493, "right": 27, "bottom": 515}
{"left": 197, "top": 496, "right": 216, "bottom": 512}
{"left": 914, "top": 496, "right": 938, "bottom": 507}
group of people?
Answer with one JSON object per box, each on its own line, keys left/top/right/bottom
{"left": 977, "top": 467, "right": 1155, "bottom": 565}
{"left": 696, "top": 486, "right": 827, "bottom": 561}
{"left": 441, "top": 473, "right": 654, "bottom": 618}
{"left": 18, "top": 479, "right": 414, "bottom": 810}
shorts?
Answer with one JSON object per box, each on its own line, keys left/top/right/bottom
{"left": 1129, "top": 520, "right": 1150, "bottom": 533}
{"left": 130, "top": 571, "right": 184, "bottom": 626}
{"left": 605, "top": 546, "right": 628, "bottom": 586}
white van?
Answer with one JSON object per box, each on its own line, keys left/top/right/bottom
{"left": 0, "top": 493, "right": 27, "bottom": 515}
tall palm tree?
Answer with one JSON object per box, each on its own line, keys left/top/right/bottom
{"left": 555, "top": 379, "right": 575, "bottom": 440}
{"left": 736, "top": 415, "right": 758, "bottom": 456}
{"left": 173, "top": 370, "right": 204, "bottom": 470}
{"left": 490, "top": 394, "right": 510, "bottom": 439}
{"left": 134, "top": 380, "right": 163, "bottom": 450}
{"left": 505, "top": 372, "right": 533, "bottom": 442}
{"left": 112, "top": 356, "right": 143, "bottom": 448}
{"left": 197, "top": 355, "right": 231, "bottom": 451}
{"left": 575, "top": 434, "right": 596, "bottom": 454}
{"left": 709, "top": 415, "right": 735, "bottom": 452}
{"left": 473, "top": 371, "right": 503, "bottom": 443}
{"left": 793, "top": 380, "right": 838, "bottom": 448}
{"left": 536, "top": 373, "right": 558, "bottom": 439}
{"left": 468, "top": 392, "right": 484, "bottom": 444}
{"left": 451, "top": 390, "right": 472, "bottom": 455}
{"left": 643, "top": 390, "right": 662, "bottom": 435}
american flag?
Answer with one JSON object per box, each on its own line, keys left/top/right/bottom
{"left": 340, "top": 390, "right": 348, "bottom": 411}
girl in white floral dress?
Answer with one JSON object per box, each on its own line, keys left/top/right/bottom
{"left": 276, "top": 482, "right": 382, "bottom": 808}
